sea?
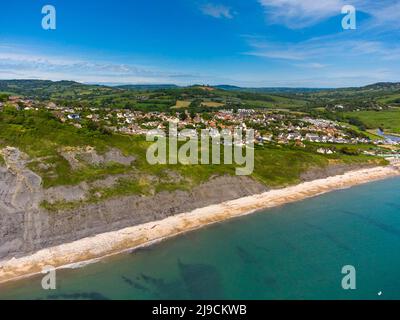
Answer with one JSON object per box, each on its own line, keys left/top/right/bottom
{"left": 1, "top": 177, "right": 400, "bottom": 300}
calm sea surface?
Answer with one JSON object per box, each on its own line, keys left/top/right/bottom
{"left": 1, "top": 177, "right": 400, "bottom": 300}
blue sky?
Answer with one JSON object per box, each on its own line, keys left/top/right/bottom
{"left": 0, "top": 0, "right": 399, "bottom": 87}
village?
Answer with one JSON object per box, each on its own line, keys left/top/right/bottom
{"left": 1, "top": 95, "right": 398, "bottom": 157}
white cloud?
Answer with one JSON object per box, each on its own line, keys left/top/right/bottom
{"left": 241, "top": 31, "right": 400, "bottom": 87}
{"left": 201, "top": 3, "right": 234, "bottom": 19}
{"left": 244, "top": 34, "right": 400, "bottom": 62}
{"left": 295, "top": 62, "right": 328, "bottom": 69}
{"left": 362, "top": 1, "right": 400, "bottom": 31}
{"left": 258, "top": 0, "right": 400, "bottom": 30}
{"left": 258, "top": 0, "right": 345, "bottom": 28}
{"left": 0, "top": 44, "right": 208, "bottom": 84}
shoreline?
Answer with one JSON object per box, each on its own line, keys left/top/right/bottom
{"left": 1, "top": 164, "right": 400, "bottom": 284}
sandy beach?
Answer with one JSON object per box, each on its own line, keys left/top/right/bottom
{"left": 1, "top": 164, "right": 399, "bottom": 284}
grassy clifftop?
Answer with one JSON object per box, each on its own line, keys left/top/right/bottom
{"left": 343, "top": 108, "right": 400, "bottom": 134}
{"left": 0, "top": 108, "right": 386, "bottom": 211}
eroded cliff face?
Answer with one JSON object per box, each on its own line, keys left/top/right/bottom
{"left": 0, "top": 146, "right": 382, "bottom": 261}
{"left": 0, "top": 147, "right": 44, "bottom": 258}
{"left": 0, "top": 147, "right": 42, "bottom": 211}
{"left": 0, "top": 147, "right": 268, "bottom": 260}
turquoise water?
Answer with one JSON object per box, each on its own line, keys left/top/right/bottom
{"left": 1, "top": 177, "right": 400, "bottom": 300}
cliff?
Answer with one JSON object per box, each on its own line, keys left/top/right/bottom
{"left": 0, "top": 146, "right": 383, "bottom": 261}
{"left": 0, "top": 147, "right": 267, "bottom": 259}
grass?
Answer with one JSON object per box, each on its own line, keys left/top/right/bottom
{"left": 344, "top": 108, "right": 400, "bottom": 134}
{"left": 252, "top": 146, "right": 326, "bottom": 186}
{"left": 338, "top": 122, "right": 382, "bottom": 141}
{"left": 251, "top": 144, "right": 385, "bottom": 187}
{"left": 39, "top": 145, "right": 384, "bottom": 211}
{"left": 200, "top": 101, "right": 225, "bottom": 108}
{"left": 92, "top": 176, "right": 152, "bottom": 199}
{"left": 172, "top": 100, "right": 191, "bottom": 109}
{"left": 377, "top": 94, "right": 400, "bottom": 105}
{"left": 30, "top": 160, "right": 131, "bottom": 188}
{"left": 0, "top": 108, "right": 386, "bottom": 211}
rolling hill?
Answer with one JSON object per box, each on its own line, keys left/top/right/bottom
{"left": 1, "top": 79, "right": 400, "bottom": 112}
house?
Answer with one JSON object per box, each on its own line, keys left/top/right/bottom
{"left": 67, "top": 114, "right": 80, "bottom": 120}
{"left": 8, "top": 96, "right": 20, "bottom": 102}
{"left": 305, "top": 133, "right": 320, "bottom": 142}
{"left": 261, "top": 135, "right": 273, "bottom": 142}
{"left": 47, "top": 102, "right": 58, "bottom": 109}
{"left": 295, "top": 140, "right": 306, "bottom": 148}
{"left": 317, "top": 148, "right": 334, "bottom": 154}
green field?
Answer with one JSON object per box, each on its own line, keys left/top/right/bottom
{"left": 344, "top": 108, "right": 400, "bottom": 134}
{"left": 338, "top": 122, "right": 382, "bottom": 140}
{"left": 172, "top": 100, "right": 191, "bottom": 108}
{"left": 0, "top": 80, "right": 310, "bottom": 112}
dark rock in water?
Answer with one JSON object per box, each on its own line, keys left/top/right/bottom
{"left": 386, "top": 202, "right": 400, "bottom": 210}
{"left": 303, "top": 222, "right": 352, "bottom": 252}
{"left": 177, "top": 259, "right": 223, "bottom": 299}
{"left": 343, "top": 210, "right": 400, "bottom": 238}
{"left": 121, "top": 276, "right": 148, "bottom": 292}
{"left": 262, "top": 275, "right": 278, "bottom": 288}
{"left": 137, "top": 273, "right": 181, "bottom": 299}
{"left": 236, "top": 246, "right": 260, "bottom": 264}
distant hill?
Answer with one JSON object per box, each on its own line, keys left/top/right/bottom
{"left": 0, "top": 79, "right": 308, "bottom": 110}
{"left": 0, "top": 79, "right": 106, "bottom": 98}
{"left": 361, "top": 82, "right": 400, "bottom": 91}
{"left": 214, "top": 85, "right": 331, "bottom": 94}
{"left": 215, "top": 82, "right": 400, "bottom": 94}
{"left": 1, "top": 79, "right": 399, "bottom": 95}
{"left": 115, "top": 84, "right": 180, "bottom": 90}
{"left": 1, "top": 79, "right": 400, "bottom": 111}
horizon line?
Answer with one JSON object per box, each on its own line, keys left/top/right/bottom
{"left": 2, "top": 78, "right": 398, "bottom": 90}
